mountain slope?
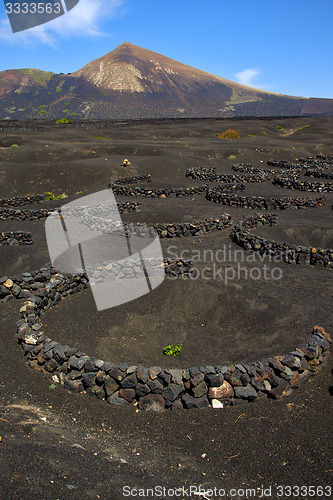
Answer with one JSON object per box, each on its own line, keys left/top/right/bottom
{"left": 0, "top": 42, "right": 333, "bottom": 120}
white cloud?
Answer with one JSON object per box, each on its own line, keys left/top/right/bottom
{"left": 0, "top": 0, "right": 125, "bottom": 45}
{"left": 235, "top": 68, "right": 260, "bottom": 86}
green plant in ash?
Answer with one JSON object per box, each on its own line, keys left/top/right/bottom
{"left": 228, "top": 154, "right": 237, "bottom": 159}
{"left": 44, "top": 192, "right": 66, "bottom": 201}
{"left": 277, "top": 125, "right": 284, "bottom": 130}
{"left": 248, "top": 134, "right": 257, "bottom": 137}
{"left": 163, "top": 344, "right": 182, "bottom": 356}
{"left": 10, "top": 144, "right": 19, "bottom": 148}
{"left": 56, "top": 118, "right": 72, "bottom": 124}
{"left": 217, "top": 129, "right": 240, "bottom": 139}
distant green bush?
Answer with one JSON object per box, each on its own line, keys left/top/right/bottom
{"left": 218, "top": 129, "right": 240, "bottom": 139}
{"left": 277, "top": 126, "right": 284, "bottom": 130}
{"left": 56, "top": 118, "right": 72, "bottom": 124}
{"left": 10, "top": 144, "right": 19, "bottom": 148}
{"left": 248, "top": 134, "right": 257, "bottom": 137}
{"left": 228, "top": 154, "right": 237, "bottom": 159}
{"left": 294, "top": 124, "right": 311, "bottom": 133}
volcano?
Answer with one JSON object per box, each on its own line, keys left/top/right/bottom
{"left": 1, "top": 41, "right": 333, "bottom": 120}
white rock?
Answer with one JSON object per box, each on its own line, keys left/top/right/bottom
{"left": 211, "top": 399, "right": 224, "bottom": 409}
{"left": 24, "top": 334, "right": 38, "bottom": 345}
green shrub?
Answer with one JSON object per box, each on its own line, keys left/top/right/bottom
{"left": 163, "top": 344, "right": 182, "bottom": 356}
{"left": 44, "top": 191, "right": 66, "bottom": 201}
{"left": 218, "top": 129, "right": 240, "bottom": 139}
{"left": 69, "top": 112, "right": 77, "bottom": 116}
{"left": 10, "top": 144, "right": 19, "bottom": 148}
{"left": 228, "top": 154, "right": 237, "bottom": 159}
{"left": 56, "top": 118, "right": 72, "bottom": 124}
{"left": 277, "top": 126, "right": 283, "bottom": 130}
{"left": 248, "top": 134, "right": 257, "bottom": 137}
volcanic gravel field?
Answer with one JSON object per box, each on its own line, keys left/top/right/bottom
{"left": 0, "top": 116, "right": 332, "bottom": 499}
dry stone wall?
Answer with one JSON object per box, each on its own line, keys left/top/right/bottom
{"left": 0, "top": 231, "right": 33, "bottom": 245}
{"left": 8, "top": 266, "right": 331, "bottom": 411}
{"left": 231, "top": 214, "right": 333, "bottom": 268}
{"left": 206, "top": 189, "right": 326, "bottom": 210}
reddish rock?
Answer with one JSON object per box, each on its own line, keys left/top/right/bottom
{"left": 138, "top": 394, "right": 165, "bottom": 412}
{"left": 298, "top": 369, "right": 312, "bottom": 385}
{"left": 208, "top": 381, "right": 234, "bottom": 399}
{"left": 307, "top": 358, "right": 320, "bottom": 372}
{"left": 267, "top": 358, "right": 285, "bottom": 373}
{"left": 119, "top": 388, "right": 136, "bottom": 403}
{"left": 268, "top": 380, "right": 291, "bottom": 399}
{"left": 290, "top": 372, "right": 300, "bottom": 388}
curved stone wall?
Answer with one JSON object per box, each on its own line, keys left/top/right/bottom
{"left": 0, "top": 231, "right": 33, "bottom": 246}
{"left": 185, "top": 166, "right": 268, "bottom": 183}
{"left": 231, "top": 214, "right": 333, "bottom": 268}
{"left": 273, "top": 174, "right": 333, "bottom": 192}
{"left": 0, "top": 259, "right": 193, "bottom": 304}
{"left": 10, "top": 267, "right": 331, "bottom": 411}
{"left": 112, "top": 174, "right": 152, "bottom": 185}
{"left": 206, "top": 189, "right": 327, "bottom": 210}
{"left": 0, "top": 194, "right": 46, "bottom": 207}
{"left": 304, "top": 169, "right": 333, "bottom": 180}
{"left": 109, "top": 184, "right": 209, "bottom": 197}
{"left": 80, "top": 213, "right": 232, "bottom": 238}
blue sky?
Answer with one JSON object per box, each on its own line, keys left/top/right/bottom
{"left": 0, "top": 0, "right": 332, "bottom": 98}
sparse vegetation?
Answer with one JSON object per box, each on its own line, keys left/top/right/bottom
{"left": 10, "top": 144, "right": 19, "bottom": 148}
{"left": 56, "top": 118, "right": 72, "bottom": 124}
{"left": 294, "top": 124, "right": 311, "bottom": 133}
{"left": 163, "top": 344, "right": 182, "bottom": 356}
{"left": 19, "top": 68, "right": 54, "bottom": 86}
{"left": 217, "top": 129, "right": 240, "bottom": 139}
{"left": 228, "top": 154, "right": 237, "bottom": 159}
{"left": 44, "top": 192, "right": 67, "bottom": 201}
{"left": 248, "top": 134, "right": 257, "bottom": 137}
{"left": 277, "top": 126, "right": 284, "bottom": 130}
